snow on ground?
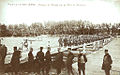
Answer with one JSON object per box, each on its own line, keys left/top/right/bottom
{"left": 2, "top": 35, "right": 120, "bottom": 75}
{"left": 2, "top": 35, "right": 98, "bottom": 64}
{"left": 72, "top": 37, "right": 120, "bottom": 75}
{"left": 1, "top": 35, "right": 120, "bottom": 75}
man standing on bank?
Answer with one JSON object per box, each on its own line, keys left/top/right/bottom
{"left": 10, "top": 46, "right": 21, "bottom": 75}
{"left": 45, "top": 47, "right": 51, "bottom": 75}
{"left": 66, "top": 48, "right": 74, "bottom": 75}
{"left": 102, "top": 49, "right": 112, "bottom": 75}
{"left": 28, "top": 48, "right": 34, "bottom": 72}
{"left": 55, "top": 48, "right": 64, "bottom": 75}
{"left": 0, "top": 44, "right": 7, "bottom": 70}
{"left": 36, "top": 47, "right": 45, "bottom": 75}
{"left": 78, "top": 52, "right": 87, "bottom": 75}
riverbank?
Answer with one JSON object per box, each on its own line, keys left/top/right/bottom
{"left": 73, "top": 37, "right": 120, "bottom": 75}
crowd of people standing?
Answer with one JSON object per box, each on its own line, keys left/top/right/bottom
{"left": 58, "top": 35, "right": 110, "bottom": 47}
{"left": 0, "top": 35, "right": 113, "bottom": 75}
{"left": 7, "top": 46, "right": 76, "bottom": 75}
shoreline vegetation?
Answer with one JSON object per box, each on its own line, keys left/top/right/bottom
{"left": 0, "top": 20, "right": 120, "bottom": 37}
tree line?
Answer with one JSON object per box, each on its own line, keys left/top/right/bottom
{"left": 0, "top": 20, "right": 120, "bottom": 37}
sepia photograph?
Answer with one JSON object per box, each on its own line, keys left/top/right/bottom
{"left": 0, "top": 0, "right": 120, "bottom": 75}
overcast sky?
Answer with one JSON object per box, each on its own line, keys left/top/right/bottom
{"left": 0, "top": 0, "right": 120, "bottom": 25}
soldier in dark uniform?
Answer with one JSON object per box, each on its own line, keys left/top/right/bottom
{"left": 0, "top": 44, "right": 2, "bottom": 72}
{"left": 36, "top": 47, "right": 45, "bottom": 75}
{"left": 10, "top": 46, "right": 21, "bottom": 75}
{"left": 66, "top": 48, "right": 74, "bottom": 75}
{"left": 0, "top": 44, "right": 2, "bottom": 70}
{"left": 28, "top": 48, "right": 34, "bottom": 72}
{"left": 0, "top": 45, "right": 7, "bottom": 71}
{"left": 64, "top": 37, "right": 67, "bottom": 47}
{"left": 74, "top": 38, "right": 78, "bottom": 46}
{"left": 45, "top": 47, "right": 51, "bottom": 75}
{"left": 102, "top": 49, "right": 112, "bottom": 75}
{"left": 58, "top": 37, "right": 63, "bottom": 47}
{"left": 55, "top": 48, "right": 64, "bottom": 75}
{"left": 1, "top": 45, "right": 7, "bottom": 66}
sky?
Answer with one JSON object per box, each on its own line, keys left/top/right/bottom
{"left": 0, "top": 0, "right": 120, "bottom": 25}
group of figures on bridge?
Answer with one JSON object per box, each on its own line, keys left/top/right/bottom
{"left": 58, "top": 35, "right": 110, "bottom": 47}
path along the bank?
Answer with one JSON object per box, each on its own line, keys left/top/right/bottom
{"left": 73, "top": 38, "right": 120, "bottom": 75}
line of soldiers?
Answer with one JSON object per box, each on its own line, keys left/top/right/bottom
{"left": 58, "top": 35, "right": 110, "bottom": 47}
{"left": 9, "top": 46, "right": 76, "bottom": 75}
{"left": 0, "top": 45, "right": 112, "bottom": 75}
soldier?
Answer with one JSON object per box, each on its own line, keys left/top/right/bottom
{"left": 74, "top": 38, "right": 78, "bottom": 46}
{"left": 1, "top": 45, "right": 7, "bottom": 65}
{"left": 66, "top": 48, "right": 74, "bottom": 75}
{"left": 0, "top": 44, "right": 2, "bottom": 70}
{"left": 0, "top": 45, "right": 7, "bottom": 72}
{"left": 78, "top": 52, "right": 87, "bottom": 75}
{"left": 55, "top": 48, "right": 64, "bottom": 75}
{"left": 10, "top": 46, "right": 21, "bottom": 75}
{"left": 64, "top": 37, "right": 67, "bottom": 47}
{"left": 0, "top": 44, "right": 2, "bottom": 71}
{"left": 58, "top": 37, "right": 63, "bottom": 47}
{"left": 28, "top": 48, "right": 34, "bottom": 72}
{"left": 36, "top": 47, "right": 45, "bottom": 75}
{"left": 102, "top": 49, "right": 112, "bottom": 75}
{"left": 45, "top": 47, "right": 51, "bottom": 75}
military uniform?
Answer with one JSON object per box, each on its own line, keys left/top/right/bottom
{"left": 102, "top": 53, "right": 112, "bottom": 75}
{"left": 10, "top": 47, "right": 21, "bottom": 74}
{"left": 78, "top": 53, "right": 87, "bottom": 75}
{"left": 28, "top": 50, "right": 34, "bottom": 72}
{"left": 66, "top": 50, "right": 74, "bottom": 75}
{"left": 36, "top": 47, "right": 44, "bottom": 74}
{"left": 55, "top": 52, "right": 64, "bottom": 75}
{"left": 45, "top": 50, "right": 51, "bottom": 75}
